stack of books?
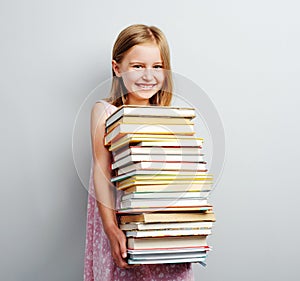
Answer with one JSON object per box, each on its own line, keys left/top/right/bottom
{"left": 105, "top": 105, "right": 215, "bottom": 265}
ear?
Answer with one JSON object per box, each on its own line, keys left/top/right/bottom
{"left": 112, "top": 60, "right": 122, "bottom": 77}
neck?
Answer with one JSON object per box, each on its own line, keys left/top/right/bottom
{"left": 127, "top": 95, "right": 151, "bottom": 106}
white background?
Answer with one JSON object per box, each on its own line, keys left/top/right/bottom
{"left": 1, "top": 0, "right": 299, "bottom": 280}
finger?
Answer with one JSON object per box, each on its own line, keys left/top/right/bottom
{"left": 116, "top": 259, "right": 131, "bottom": 269}
{"left": 112, "top": 251, "right": 130, "bottom": 269}
{"left": 118, "top": 234, "right": 128, "bottom": 259}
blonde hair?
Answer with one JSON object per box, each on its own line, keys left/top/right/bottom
{"left": 107, "top": 24, "right": 173, "bottom": 107}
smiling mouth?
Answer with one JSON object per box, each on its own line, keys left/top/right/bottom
{"left": 135, "top": 83, "right": 157, "bottom": 90}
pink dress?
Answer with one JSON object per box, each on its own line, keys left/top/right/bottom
{"left": 83, "top": 100, "right": 194, "bottom": 281}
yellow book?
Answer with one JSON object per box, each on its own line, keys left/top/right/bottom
{"left": 105, "top": 105, "right": 196, "bottom": 128}
{"left": 106, "top": 116, "right": 193, "bottom": 134}
{"left": 119, "top": 211, "right": 216, "bottom": 224}
{"left": 116, "top": 176, "right": 213, "bottom": 190}
{"left": 105, "top": 124, "right": 195, "bottom": 145}
{"left": 112, "top": 170, "right": 209, "bottom": 183}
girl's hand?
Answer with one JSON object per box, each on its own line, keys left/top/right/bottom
{"left": 105, "top": 224, "right": 132, "bottom": 269}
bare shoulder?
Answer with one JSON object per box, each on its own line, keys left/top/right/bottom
{"left": 92, "top": 101, "right": 106, "bottom": 114}
{"left": 91, "top": 102, "right": 108, "bottom": 122}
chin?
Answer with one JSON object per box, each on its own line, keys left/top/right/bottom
{"left": 133, "top": 90, "right": 157, "bottom": 100}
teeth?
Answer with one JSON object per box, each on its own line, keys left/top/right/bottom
{"left": 137, "top": 84, "right": 155, "bottom": 89}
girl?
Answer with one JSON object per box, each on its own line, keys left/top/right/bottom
{"left": 84, "top": 24, "right": 194, "bottom": 281}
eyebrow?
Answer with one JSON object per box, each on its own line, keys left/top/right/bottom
{"left": 129, "top": 61, "right": 163, "bottom": 65}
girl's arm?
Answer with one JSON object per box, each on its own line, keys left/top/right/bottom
{"left": 90, "top": 102, "right": 129, "bottom": 269}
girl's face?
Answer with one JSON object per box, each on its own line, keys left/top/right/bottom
{"left": 112, "top": 43, "right": 165, "bottom": 105}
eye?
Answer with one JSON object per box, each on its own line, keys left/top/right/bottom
{"left": 153, "top": 65, "right": 163, "bottom": 69}
{"left": 133, "top": 65, "right": 143, "bottom": 69}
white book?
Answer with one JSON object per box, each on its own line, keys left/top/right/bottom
{"left": 116, "top": 161, "right": 206, "bottom": 175}
{"left": 112, "top": 154, "right": 204, "bottom": 170}
{"left": 113, "top": 147, "right": 203, "bottom": 162}
{"left": 120, "top": 198, "right": 208, "bottom": 209}
{"left": 125, "top": 228, "right": 212, "bottom": 237}
{"left": 122, "top": 183, "right": 213, "bottom": 193}
{"left": 127, "top": 235, "right": 207, "bottom": 250}
{"left": 127, "top": 257, "right": 206, "bottom": 264}
{"left": 118, "top": 206, "right": 212, "bottom": 213}
{"left": 128, "top": 251, "right": 207, "bottom": 260}
{"left": 109, "top": 135, "right": 203, "bottom": 152}
{"left": 121, "top": 191, "right": 210, "bottom": 201}
{"left": 120, "top": 221, "right": 213, "bottom": 231}
{"left": 134, "top": 139, "right": 203, "bottom": 148}
{"left": 127, "top": 247, "right": 210, "bottom": 255}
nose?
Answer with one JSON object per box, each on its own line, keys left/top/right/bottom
{"left": 142, "top": 68, "right": 154, "bottom": 81}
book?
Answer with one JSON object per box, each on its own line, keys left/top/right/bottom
{"left": 105, "top": 105, "right": 196, "bottom": 128}
{"left": 104, "top": 105, "right": 215, "bottom": 266}
{"left": 113, "top": 170, "right": 209, "bottom": 183}
{"left": 127, "top": 235, "right": 207, "bottom": 250}
{"left": 120, "top": 198, "right": 208, "bottom": 209}
{"left": 125, "top": 228, "right": 212, "bottom": 237}
{"left": 122, "top": 183, "right": 213, "bottom": 193}
{"left": 106, "top": 116, "right": 194, "bottom": 133}
{"left": 120, "top": 221, "right": 213, "bottom": 231}
{"left": 117, "top": 182, "right": 213, "bottom": 191}
{"left": 116, "top": 175, "right": 213, "bottom": 188}
{"left": 133, "top": 140, "right": 203, "bottom": 148}
{"left": 117, "top": 206, "right": 213, "bottom": 214}
{"left": 116, "top": 162, "right": 207, "bottom": 175}
{"left": 119, "top": 212, "right": 216, "bottom": 224}
{"left": 115, "top": 173, "right": 212, "bottom": 183}
{"left": 109, "top": 135, "right": 203, "bottom": 151}
{"left": 128, "top": 257, "right": 206, "bottom": 264}
{"left": 117, "top": 180, "right": 213, "bottom": 190}
{"left": 121, "top": 191, "right": 210, "bottom": 201}
{"left": 112, "top": 154, "right": 205, "bottom": 170}
{"left": 127, "top": 247, "right": 210, "bottom": 255}
{"left": 128, "top": 251, "right": 207, "bottom": 260}
{"left": 105, "top": 124, "right": 195, "bottom": 145}
{"left": 113, "top": 146, "right": 203, "bottom": 162}
{"left": 127, "top": 247, "right": 210, "bottom": 263}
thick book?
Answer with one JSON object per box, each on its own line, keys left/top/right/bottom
{"left": 105, "top": 124, "right": 195, "bottom": 145}
{"left": 127, "top": 235, "right": 207, "bottom": 250}
{"left": 122, "top": 183, "right": 213, "bottom": 193}
{"left": 105, "top": 105, "right": 196, "bottom": 128}
{"left": 120, "top": 221, "right": 213, "bottom": 231}
{"left": 109, "top": 134, "right": 203, "bottom": 151}
{"left": 106, "top": 116, "right": 193, "bottom": 133}
{"left": 121, "top": 191, "right": 210, "bottom": 201}
{"left": 112, "top": 154, "right": 205, "bottom": 170}
{"left": 113, "top": 146, "right": 203, "bottom": 162}
{"left": 127, "top": 247, "right": 209, "bottom": 263}
{"left": 119, "top": 212, "right": 216, "bottom": 224}
{"left": 125, "top": 228, "right": 212, "bottom": 237}
{"left": 120, "top": 198, "right": 208, "bottom": 209}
